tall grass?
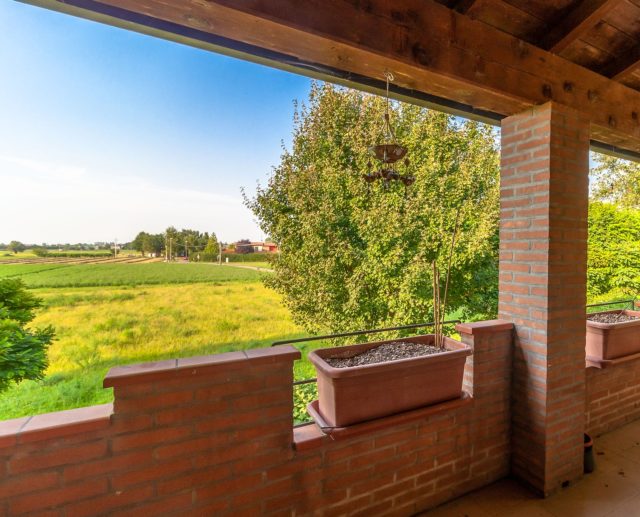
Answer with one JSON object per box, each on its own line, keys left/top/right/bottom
{"left": 0, "top": 282, "right": 304, "bottom": 419}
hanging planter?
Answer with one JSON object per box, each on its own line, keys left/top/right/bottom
{"left": 586, "top": 309, "right": 640, "bottom": 362}
{"left": 308, "top": 334, "right": 471, "bottom": 427}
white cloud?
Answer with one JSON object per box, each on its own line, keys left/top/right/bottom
{"left": 0, "top": 157, "right": 262, "bottom": 244}
{"left": 0, "top": 155, "right": 86, "bottom": 181}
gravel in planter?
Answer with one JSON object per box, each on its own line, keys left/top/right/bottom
{"left": 588, "top": 312, "right": 640, "bottom": 324}
{"left": 326, "top": 342, "right": 442, "bottom": 368}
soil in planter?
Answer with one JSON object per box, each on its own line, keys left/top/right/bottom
{"left": 588, "top": 312, "right": 640, "bottom": 324}
{"left": 325, "top": 342, "right": 442, "bottom": 368}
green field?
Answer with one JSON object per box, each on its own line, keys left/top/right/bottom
{"left": 0, "top": 262, "right": 316, "bottom": 420}
{"left": 0, "top": 262, "right": 262, "bottom": 288}
{"left": 0, "top": 249, "right": 113, "bottom": 260}
{"left": 0, "top": 260, "right": 460, "bottom": 423}
{"left": 230, "top": 261, "right": 272, "bottom": 269}
{"left": 0, "top": 251, "right": 39, "bottom": 259}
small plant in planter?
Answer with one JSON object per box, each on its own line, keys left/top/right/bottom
{"left": 586, "top": 308, "right": 640, "bottom": 362}
{"left": 308, "top": 209, "right": 472, "bottom": 428}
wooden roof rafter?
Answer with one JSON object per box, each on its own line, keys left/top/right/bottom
{"left": 540, "top": 0, "right": 625, "bottom": 53}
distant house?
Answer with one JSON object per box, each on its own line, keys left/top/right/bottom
{"left": 250, "top": 241, "right": 278, "bottom": 253}
{"left": 226, "top": 241, "right": 279, "bottom": 253}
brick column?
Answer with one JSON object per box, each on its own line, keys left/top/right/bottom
{"left": 499, "top": 102, "right": 589, "bottom": 495}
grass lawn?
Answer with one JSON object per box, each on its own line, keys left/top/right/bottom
{"left": 0, "top": 262, "right": 263, "bottom": 288}
{"left": 228, "top": 261, "right": 272, "bottom": 269}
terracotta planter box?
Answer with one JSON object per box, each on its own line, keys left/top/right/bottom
{"left": 586, "top": 310, "right": 640, "bottom": 361}
{"left": 308, "top": 335, "right": 472, "bottom": 427}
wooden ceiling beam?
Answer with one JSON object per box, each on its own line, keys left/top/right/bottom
{"left": 540, "top": 0, "right": 624, "bottom": 53}
{"left": 20, "top": 0, "right": 640, "bottom": 155}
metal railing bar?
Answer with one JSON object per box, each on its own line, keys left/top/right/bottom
{"left": 293, "top": 378, "right": 317, "bottom": 386}
{"left": 586, "top": 299, "right": 635, "bottom": 310}
{"left": 272, "top": 319, "right": 461, "bottom": 346}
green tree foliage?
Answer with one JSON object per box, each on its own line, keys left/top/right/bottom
{"left": 132, "top": 228, "right": 218, "bottom": 260}
{"left": 245, "top": 83, "right": 500, "bottom": 332}
{"left": 588, "top": 202, "right": 640, "bottom": 297}
{"left": 142, "top": 233, "right": 164, "bottom": 256}
{"left": 0, "top": 279, "right": 54, "bottom": 392}
{"left": 7, "top": 241, "right": 26, "bottom": 254}
{"left": 32, "top": 247, "right": 49, "bottom": 257}
{"left": 591, "top": 154, "right": 640, "bottom": 209}
{"left": 198, "top": 234, "right": 220, "bottom": 262}
{"left": 131, "top": 231, "right": 148, "bottom": 254}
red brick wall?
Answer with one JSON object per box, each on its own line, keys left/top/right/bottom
{"left": 0, "top": 321, "right": 512, "bottom": 516}
{"left": 499, "top": 102, "right": 589, "bottom": 495}
{"left": 586, "top": 361, "right": 640, "bottom": 437}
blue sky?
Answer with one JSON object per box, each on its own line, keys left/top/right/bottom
{"left": 0, "top": 1, "right": 312, "bottom": 244}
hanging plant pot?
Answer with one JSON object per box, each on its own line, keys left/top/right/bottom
{"left": 586, "top": 309, "right": 640, "bottom": 362}
{"left": 308, "top": 334, "right": 472, "bottom": 428}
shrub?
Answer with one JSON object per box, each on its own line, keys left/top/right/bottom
{"left": 293, "top": 382, "right": 317, "bottom": 424}
{"left": 0, "top": 279, "right": 55, "bottom": 392}
{"left": 222, "top": 252, "right": 273, "bottom": 263}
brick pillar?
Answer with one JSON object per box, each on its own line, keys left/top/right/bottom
{"left": 499, "top": 102, "right": 589, "bottom": 495}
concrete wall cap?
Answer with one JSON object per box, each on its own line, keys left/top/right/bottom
{"left": 104, "top": 345, "right": 301, "bottom": 387}
{"left": 456, "top": 320, "right": 514, "bottom": 335}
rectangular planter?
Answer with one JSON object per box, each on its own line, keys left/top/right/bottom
{"left": 308, "top": 334, "right": 472, "bottom": 427}
{"left": 586, "top": 310, "right": 640, "bottom": 361}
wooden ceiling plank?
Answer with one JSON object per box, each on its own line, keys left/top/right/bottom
{"left": 541, "top": 0, "right": 625, "bottom": 53}
{"left": 601, "top": 46, "right": 640, "bottom": 79}
{"left": 451, "top": 0, "right": 478, "bottom": 13}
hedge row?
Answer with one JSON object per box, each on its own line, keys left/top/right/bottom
{"left": 221, "top": 252, "right": 275, "bottom": 263}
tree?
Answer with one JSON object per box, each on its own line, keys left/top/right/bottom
{"left": 142, "top": 233, "right": 163, "bottom": 256}
{"left": 0, "top": 279, "right": 54, "bottom": 392}
{"left": 32, "top": 247, "right": 49, "bottom": 257}
{"left": 588, "top": 202, "right": 640, "bottom": 297}
{"left": 7, "top": 241, "right": 26, "bottom": 254}
{"left": 165, "top": 226, "right": 179, "bottom": 259}
{"left": 590, "top": 153, "right": 640, "bottom": 209}
{"left": 245, "top": 83, "right": 500, "bottom": 333}
{"left": 200, "top": 234, "right": 220, "bottom": 262}
{"left": 131, "top": 232, "right": 148, "bottom": 255}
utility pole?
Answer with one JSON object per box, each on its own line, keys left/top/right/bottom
{"left": 185, "top": 238, "right": 189, "bottom": 261}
